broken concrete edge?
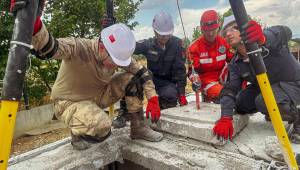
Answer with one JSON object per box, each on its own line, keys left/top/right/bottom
{"left": 123, "top": 135, "right": 269, "bottom": 170}
{"left": 9, "top": 127, "right": 130, "bottom": 167}
{"left": 14, "top": 104, "right": 55, "bottom": 138}
{"left": 9, "top": 132, "right": 270, "bottom": 170}
{"left": 9, "top": 137, "right": 71, "bottom": 165}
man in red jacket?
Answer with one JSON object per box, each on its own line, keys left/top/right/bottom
{"left": 188, "top": 10, "right": 233, "bottom": 103}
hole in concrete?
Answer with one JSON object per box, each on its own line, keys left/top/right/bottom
{"left": 104, "top": 160, "right": 149, "bottom": 170}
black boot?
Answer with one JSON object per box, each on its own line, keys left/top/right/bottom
{"left": 71, "top": 130, "right": 111, "bottom": 150}
{"left": 290, "top": 112, "right": 300, "bottom": 144}
{"left": 112, "top": 98, "right": 129, "bottom": 128}
{"left": 159, "top": 97, "right": 177, "bottom": 110}
{"left": 264, "top": 104, "right": 298, "bottom": 124}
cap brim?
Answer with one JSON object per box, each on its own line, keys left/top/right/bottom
{"left": 155, "top": 29, "right": 174, "bottom": 35}
{"left": 201, "top": 23, "right": 220, "bottom": 31}
{"left": 222, "top": 21, "right": 236, "bottom": 31}
{"left": 101, "top": 29, "right": 132, "bottom": 67}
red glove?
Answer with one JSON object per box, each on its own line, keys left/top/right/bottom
{"left": 10, "top": 0, "right": 26, "bottom": 13}
{"left": 213, "top": 116, "right": 234, "bottom": 141}
{"left": 179, "top": 95, "right": 188, "bottom": 106}
{"left": 10, "top": 0, "right": 44, "bottom": 35}
{"left": 243, "top": 20, "right": 266, "bottom": 44}
{"left": 33, "top": 16, "right": 42, "bottom": 35}
{"left": 146, "top": 96, "right": 161, "bottom": 123}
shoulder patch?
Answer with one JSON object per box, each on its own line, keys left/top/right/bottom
{"left": 219, "top": 45, "right": 226, "bottom": 53}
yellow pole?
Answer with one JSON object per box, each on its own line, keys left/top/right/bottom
{"left": 109, "top": 105, "right": 114, "bottom": 120}
{"left": 0, "top": 101, "right": 19, "bottom": 170}
{"left": 257, "top": 73, "right": 298, "bottom": 170}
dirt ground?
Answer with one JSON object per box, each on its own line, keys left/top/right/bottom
{"left": 10, "top": 128, "right": 70, "bottom": 157}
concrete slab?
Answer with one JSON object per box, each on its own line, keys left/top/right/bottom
{"left": 122, "top": 134, "right": 268, "bottom": 170}
{"left": 154, "top": 101, "right": 249, "bottom": 145}
{"left": 14, "top": 104, "right": 55, "bottom": 138}
{"left": 9, "top": 102, "right": 290, "bottom": 169}
{"left": 9, "top": 128, "right": 130, "bottom": 170}
{"left": 24, "top": 120, "right": 66, "bottom": 136}
{"left": 9, "top": 132, "right": 268, "bottom": 170}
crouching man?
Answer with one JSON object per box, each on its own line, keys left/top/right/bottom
{"left": 213, "top": 15, "right": 300, "bottom": 143}
{"left": 31, "top": 16, "right": 163, "bottom": 150}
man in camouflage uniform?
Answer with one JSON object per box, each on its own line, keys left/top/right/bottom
{"left": 31, "top": 17, "right": 163, "bottom": 150}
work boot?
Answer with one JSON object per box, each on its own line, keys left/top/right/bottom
{"left": 264, "top": 112, "right": 295, "bottom": 124}
{"left": 112, "top": 98, "right": 129, "bottom": 128}
{"left": 290, "top": 113, "right": 300, "bottom": 144}
{"left": 70, "top": 131, "right": 111, "bottom": 150}
{"left": 129, "top": 110, "right": 163, "bottom": 142}
{"left": 159, "top": 97, "right": 177, "bottom": 110}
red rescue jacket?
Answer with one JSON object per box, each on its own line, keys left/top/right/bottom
{"left": 188, "top": 35, "right": 233, "bottom": 90}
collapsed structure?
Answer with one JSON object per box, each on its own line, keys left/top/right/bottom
{"left": 8, "top": 96, "right": 295, "bottom": 169}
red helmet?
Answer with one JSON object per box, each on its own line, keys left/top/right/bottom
{"left": 200, "top": 10, "right": 220, "bottom": 31}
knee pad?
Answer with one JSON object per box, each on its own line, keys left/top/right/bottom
{"left": 255, "top": 94, "right": 267, "bottom": 113}
{"left": 159, "top": 97, "right": 177, "bottom": 110}
{"left": 158, "top": 86, "right": 177, "bottom": 102}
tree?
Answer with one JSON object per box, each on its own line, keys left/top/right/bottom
{"left": 192, "top": 26, "right": 201, "bottom": 41}
{"left": 0, "top": 1, "right": 13, "bottom": 79}
{"left": 0, "top": 0, "right": 143, "bottom": 107}
{"left": 44, "top": 0, "right": 142, "bottom": 38}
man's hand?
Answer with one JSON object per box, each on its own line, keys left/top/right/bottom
{"left": 242, "top": 20, "right": 266, "bottom": 45}
{"left": 192, "top": 81, "right": 201, "bottom": 92}
{"left": 213, "top": 116, "right": 234, "bottom": 141}
{"left": 10, "top": 0, "right": 45, "bottom": 35}
{"left": 179, "top": 95, "right": 188, "bottom": 106}
{"left": 10, "top": 0, "right": 45, "bottom": 16}
{"left": 146, "top": 96, "right": 161, "bottom": 123}
{"left": 33, "top": 16, "right": 42, "bottom": 35}
{"left": 10, "top": 0, "right": 27, "bottom": 13}
{"left": 190, "top": 73, "right": 202, "bottom": 92}
{"left": 101, "top": 15, "right": 116, "bottom": 29}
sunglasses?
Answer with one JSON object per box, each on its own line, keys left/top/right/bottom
{"left": 201, "top": 20, "right": 219, "bottom": 26}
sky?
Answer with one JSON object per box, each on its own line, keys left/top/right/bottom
{"left": 132, "top": 0, "right": 300, "bottom": 40}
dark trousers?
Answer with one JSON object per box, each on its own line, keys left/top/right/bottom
{"left": 235, "top": 83, "right": 300, "bottom": 117}
{"left": 153, "top": 77, "right": 178, "bottom": 109}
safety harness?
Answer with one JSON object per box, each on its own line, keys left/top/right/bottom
{"left": 125, "top": 67, "right": 152, "bottom": 100}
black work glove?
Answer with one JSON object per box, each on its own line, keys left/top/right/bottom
{"left": 192, "top": 81, "right": 201, "bottom": 92}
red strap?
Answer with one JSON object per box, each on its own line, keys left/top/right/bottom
{"left": 10, "top": 0, "right": 16, "bottom": 12}
{"left": 33, "top": 16, "right": 42, "bottom": 35}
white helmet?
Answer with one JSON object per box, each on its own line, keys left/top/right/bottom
{"left": 152, "top": 11, "right": 174, "bottom": 35}
{"left": 222, "top": 15, "right": 236, "bottom": 31}
{"left": 101, "top": 23, "right": 136, "bottom": 66}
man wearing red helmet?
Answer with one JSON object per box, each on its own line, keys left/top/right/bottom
{"left": 188, "top": 10, "right": 233, "bottom": 103}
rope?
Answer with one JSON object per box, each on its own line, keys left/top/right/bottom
{"left": 175, "top": 0, "right": 194, "bottom": 70}
{"left": 176, "top": 0, "right": 188, "bottom": 41}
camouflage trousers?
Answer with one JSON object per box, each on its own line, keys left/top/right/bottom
{"left": 54, "top": 72, "right": 143, "bottom": 137}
